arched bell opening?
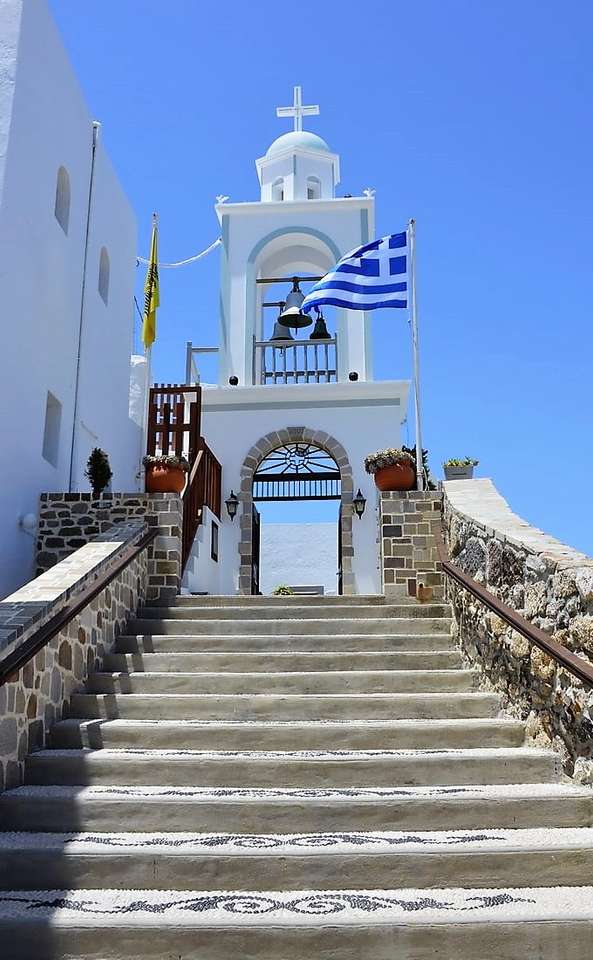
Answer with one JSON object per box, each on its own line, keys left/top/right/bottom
{"left": 238, "top": 428, "right": 354, "bottom": 596}
{"left": 249, "top": 231, "right": 343, "bottom": 384}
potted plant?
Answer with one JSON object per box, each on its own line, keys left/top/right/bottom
{"left": 273, "top": 584, "right": 294, "bottom": 596}
{"left": 364, "top": 448, "right": 416, "bottom": 491}
{"left": 85, "top": 448, "right": 113, "bottom": 497}
{"left": 143, "top": 454, "right": 189, "bottom": 494}
{"left": 443, "top": 457, "right": 479, "bottom": 480}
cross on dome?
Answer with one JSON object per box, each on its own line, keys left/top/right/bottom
{"left": 276, "top": 85, "right": 319, "bottom": 132}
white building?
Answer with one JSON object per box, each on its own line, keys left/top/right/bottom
{"left": 189, "top": 88, "right": 410, "bottom": 596}
{"left": 0, "top": 0, "right": 144, "bottom": 599}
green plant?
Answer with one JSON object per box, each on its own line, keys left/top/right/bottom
{"left": 273, "top": 584, "right": 294, "bottom": 596}
{"left": 85, "top": 447, "right": 113, "bottom": 497}
{"left": 443, "top": 457, "right": 479, "bottom": 467}
{"left": 364, "top": 448, "right": 415, "bottom": 475}
{"left": 402, "top": 445, "right": 437, "bottom": 491}
{"left": 143, "top": 454, "right": 189, "bottom": 471}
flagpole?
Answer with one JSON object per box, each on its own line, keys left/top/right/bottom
{"left": 142, "top": 212, "right": 157, "bottom": 459}
{"left": 408, "top": 218, "right": 424, "bottom": 491}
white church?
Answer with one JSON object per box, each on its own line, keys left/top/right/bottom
{"left": 0, "top": 0, "right": 411, "bottom": 600}
{"left": 192, "top": 87, "right": 410, "bottom": 596}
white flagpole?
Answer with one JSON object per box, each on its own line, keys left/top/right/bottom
{"left": 142, "top": 213, "right": 157, "bottom": 460}
{"left": 408, "top": 218, "right": 424, "bottom": 491}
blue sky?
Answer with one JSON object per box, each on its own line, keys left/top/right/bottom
{"left": 50, "top": 0, "right": 593, "bottom": 553}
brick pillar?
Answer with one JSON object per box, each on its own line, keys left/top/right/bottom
{"left": 380, "top": 490, "right": 444, "bottom": 599}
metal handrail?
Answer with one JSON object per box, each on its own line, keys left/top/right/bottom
{"left": 435, "top": 527, "right": 593, "bottom": 689}
{"left": 0, "top": 528, "right": 157, "bottom": 686}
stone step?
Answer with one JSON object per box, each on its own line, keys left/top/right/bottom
{"left": 3, "top": 826, "right": 593, "bottom": 892}
{"left": 24, "top": 747, "right": 560, "bottom": 789}
{"left": 114, "top": 633, "right": 455, "bottom": 654}
{"left": 173, "top": 594, "right": 390, "bottom": 606}
{"left": 84, "top": 669, "right": 478, "bottom": 696}
{"left": 48, "top": 717, "right": 524, "bottom": 752}
{"left": 127, "top": 617, "right": 452, "bottom": 637}
{"left": 4, "top": 782, "right": 589, "bottom": 834}
{"left": 104, "top": 650, "right": 463, "bottom": 673}
{"left": 137, "top": 603, "right": 452, "bottom": 621}
{"left": 67, "top": 691, "right": 500, "bottom": 722}
{"left": 2, "top": 885, "right": 593, "bottom": 959}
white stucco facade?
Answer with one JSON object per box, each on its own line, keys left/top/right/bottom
{"left": 201, "top": 380, "right": 409, "bottom": 596}
{"left": 189, "top": 93, "right": 411, "bottom": 596}
{"left": 0, "top": 0, "right": 142, "bottom": 598}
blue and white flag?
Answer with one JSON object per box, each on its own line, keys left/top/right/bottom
{"left": 301, "top": 231, "right": 408, "bottom": 314}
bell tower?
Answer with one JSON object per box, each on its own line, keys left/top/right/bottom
{"left": 215, "top": 86, "right": 375, "bottom": 386}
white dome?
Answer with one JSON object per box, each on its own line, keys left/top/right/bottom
{"left": 265, "top": 130, "right": 331, "bottom": 158}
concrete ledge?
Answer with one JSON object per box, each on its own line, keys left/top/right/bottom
{"left": 443, "top": 478, "right": 593, "bottom": 569}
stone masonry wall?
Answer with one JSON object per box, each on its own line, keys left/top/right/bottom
{"left": 0, "top": 521, "right": 149, "bottom": 791}
{"left": 380, "top": 491, "right": 444, "bottom": 599}
{"left": 443, "top": 478, "right": 593, "bottom": 782}
{"left": 37, "top": 493, "right": 182, "bottom": 603}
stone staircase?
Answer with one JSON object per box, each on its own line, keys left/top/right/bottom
{"left": 1, "top": 595, "right": 593, "bottom": 959}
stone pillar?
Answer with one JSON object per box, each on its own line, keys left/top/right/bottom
{"left": 37, "top": 493, "right": 182, "bottom": 603}
{"left": 380, "top": 490, "right": 444, "bottom": 599}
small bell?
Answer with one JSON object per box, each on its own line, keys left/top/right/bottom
{"left": 270, "top": 304, "right": 294, "bottom": 341}
{"left": 309, "top": 308, "right": 331, "bottom": 340}
{"left": 278, "top": 278, "right": 312, "bottom": 329}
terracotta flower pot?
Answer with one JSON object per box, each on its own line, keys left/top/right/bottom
{"left": 374, "top": 462, "right": 416, "bottom": 492}
{"left": 145, "top": 465, "right": 186, "bottom": 494}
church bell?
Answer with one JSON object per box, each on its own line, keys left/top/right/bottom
{"left": 270, "top": 304, "right": 294, "bottom": 341}
{"left": 309, "top": 308, "right": 331, "bottom": 340}
{"left": 278, "top": 278, "right": 312, "bottom": 329}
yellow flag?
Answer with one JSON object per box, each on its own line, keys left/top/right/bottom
{"left": 142, "top": 217, "right": 159, "bottom": 348}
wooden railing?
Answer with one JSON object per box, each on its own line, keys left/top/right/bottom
{"left": 435, "top": 528, "right": 593, "bottom": 689}
{"left": 181, "top": 439, "right": 222, "bottom": 570}
{"left": 146, "top": 384, "right": 201, "bottom": 461}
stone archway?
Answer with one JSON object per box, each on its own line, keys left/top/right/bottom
{"left": 238, "top": 427, "right": 354, "bottom": 595}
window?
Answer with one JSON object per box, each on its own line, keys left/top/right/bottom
{"left": 272, "top": 178, "right": 284, "bottom": 202}
{"left": 307, "top": 176, "right": 321, "bottom": 200}
{"left": 211, "top": 521, "right": 219, "bottom": 562}
{"left": 42, "top": 391, "right": 62, "bottom": 467}
{"left": 54, "top": 166, "right": 70, "bottom": 233}
{"left": 98, "top": 246, "right": 110, "bottom": 304}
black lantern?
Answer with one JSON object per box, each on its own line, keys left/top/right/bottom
{"left": 353, "top": 488, "right": 366, "bottom": 519}
{"left": 225, "top": 490, "right": 239, "bottom": 521}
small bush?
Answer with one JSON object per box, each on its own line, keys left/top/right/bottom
{"left": 85, "top": 448, "right": 112, "bottom": 497}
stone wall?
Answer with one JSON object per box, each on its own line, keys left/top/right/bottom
{"left": 443, "top": 478, "right": 593, "bottom": 782}
{"left": 0, "top": 520, "right": 149, "bottom": 791}
{"left": 37, "top": 493, "right": 182, "bottom": 603}
{"left": 380, "top": 491, "right": 444, "bottom": 599}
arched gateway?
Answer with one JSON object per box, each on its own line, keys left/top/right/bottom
{"left": 238, "top": 427, "right": 354, "bottom": 595}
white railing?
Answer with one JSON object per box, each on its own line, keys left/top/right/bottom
{"left": 253, "top": 337, "right": 338, "bottom": 385}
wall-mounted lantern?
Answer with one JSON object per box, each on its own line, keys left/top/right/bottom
{"left": 353, "top": 488, "right": 367, "bottom": 519}
{"left": 225, "top": 490, "right": 239, "bottom": 521}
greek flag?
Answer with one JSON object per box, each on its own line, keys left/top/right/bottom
{"left": 301, "top": 231, "right": 408, "bottom": 313}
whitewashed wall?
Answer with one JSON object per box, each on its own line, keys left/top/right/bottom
{"left": 0, "top": 0, "right": 140, "bottom": 598}
{"left": 182, "top": 506, "right": 222, "bottom": 596}
{"left": 260, "top": 522, "right": 338, "bottom": 595}
{"left": 201, "top": 380, "right": 409, "bottom": 596}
